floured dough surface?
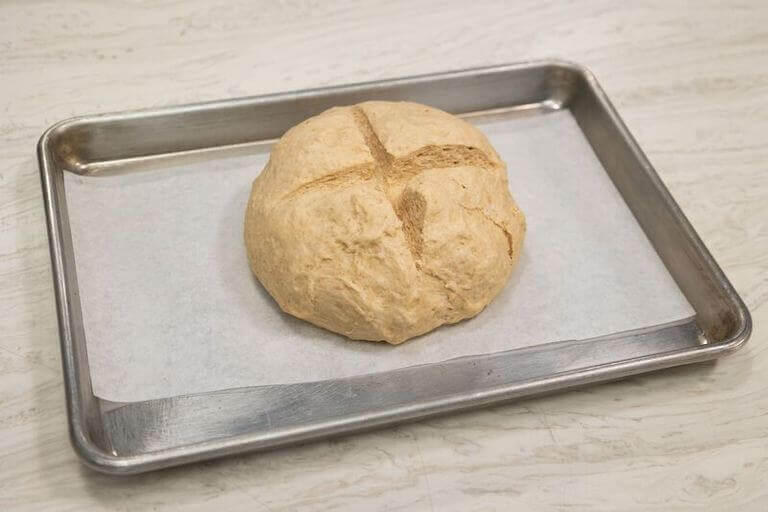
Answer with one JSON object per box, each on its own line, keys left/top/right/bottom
{"left": 245, "top": 101, "right": 526, "bottom": 343}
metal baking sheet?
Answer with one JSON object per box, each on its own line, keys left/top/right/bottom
{"left": 38, "top": 61, "right": 751, "bottom": 474}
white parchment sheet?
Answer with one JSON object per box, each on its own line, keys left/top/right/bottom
{"left": 65, "top": 110, "right": 695, "bottom": 402}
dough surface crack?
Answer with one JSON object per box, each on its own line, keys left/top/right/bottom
{"left": 460, "top": 205, "right": 516, "bottom": 260}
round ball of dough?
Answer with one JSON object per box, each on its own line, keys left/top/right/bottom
{"left": 245, "top": 101, "right": 525, "bottom": 344}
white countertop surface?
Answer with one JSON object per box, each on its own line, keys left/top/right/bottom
{"left": 1, "top": 1, "right": 766, "bottom": 510}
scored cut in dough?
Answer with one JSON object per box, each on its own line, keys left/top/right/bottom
{"left": 245, "top": 101, "right": 526, "bottom": 344}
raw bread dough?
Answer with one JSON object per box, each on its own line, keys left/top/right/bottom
{"left": 244, "top": 101, "right": 526, "bottom": 344}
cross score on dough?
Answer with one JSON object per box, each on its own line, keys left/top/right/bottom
{"left": 283, "top": 107, "right": 515, "bottom": 262}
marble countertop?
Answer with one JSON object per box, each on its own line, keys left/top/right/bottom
{"left": 1, "top": 1, "right": 766, "bottom": 510}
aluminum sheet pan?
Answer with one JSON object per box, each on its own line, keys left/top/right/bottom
{"left": 38, "top": 60, "right": 751, "bottom": 474}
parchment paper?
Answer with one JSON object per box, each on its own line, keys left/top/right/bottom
{"left": 65, "top": 110, "right": 694, "bottom": 402}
